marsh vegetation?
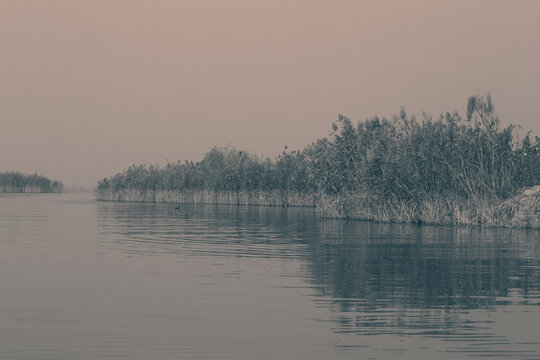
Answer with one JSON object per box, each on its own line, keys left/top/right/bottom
{"left": 96, "top": 94, "right": 539, "bottom": 227}
{"left": 0, "top": 172, "right": 63, "bottom": 193}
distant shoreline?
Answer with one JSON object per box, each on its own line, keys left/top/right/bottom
{"left": 0, "top": 172, "right": 63, "bottom": 193}
{"left": 0, "top": 188, "right": 62, "bottom": 194}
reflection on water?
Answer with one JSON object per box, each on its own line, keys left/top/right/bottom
{"left": 1, "top": 194, "right": 539, "bottom": 359}
{"left": 307, "top": 222, "right": 540, "bottom": 343}
{"left": 311, "top": 221, "right": 540, "bottom": 307}
{"left": 97, "top": 200, "right": 540, "bottom": 358}
{"left": 97, "top": 202, "right": 315, "bottom": 259}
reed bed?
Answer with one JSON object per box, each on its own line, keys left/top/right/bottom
{"left": 0, "top": 172, "right": 63, "bottom": 193}
{"left": 96, "top": 94, "right": 539, "bottom": 228}
{"left": 95, "top": 189, "right": 317, "bottom": 207}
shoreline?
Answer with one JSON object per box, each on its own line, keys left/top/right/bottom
{"left": 1, "top": 187, "right": 63, "bottom": 194}
{"left": 95, "top": 189, "right": 317, "bottom": 207}
{"left": 95, "top": 188, "right": 540, "bottom": 230}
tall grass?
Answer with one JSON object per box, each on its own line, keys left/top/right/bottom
{"left": 0, "top": 172, "right": 63, "bottom": 193}
{"left": 96, "top": 94, "right": 539, "bottom": 227}
{"left": 303, "top": 94, "right": 538, "bottom": 201}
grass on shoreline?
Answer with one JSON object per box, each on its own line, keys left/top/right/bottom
{"left": 95, "top": 94, "right": 539, "bottom": 229}
{"left": 95, "top": 188, "right": 539, "bottom": 229}
{"left": 0, "top": 171, "right": 63, "bottom": 193}
{"left": 316, "top": 191, "right": 532, "bottom": 228}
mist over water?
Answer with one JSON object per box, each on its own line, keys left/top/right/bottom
{"left": 1, "top": 192, "right": 539, "bottom": 359}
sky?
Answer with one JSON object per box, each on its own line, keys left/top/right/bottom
{"left": 1, "top": 0, "right": 539, "bottom": 188}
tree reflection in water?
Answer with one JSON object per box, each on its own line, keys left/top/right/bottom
{"left": 97, "top": 202, "right": 540, "bottom": 337}
{"left": 305, "top": 220, "right": 540, "bottom": 335}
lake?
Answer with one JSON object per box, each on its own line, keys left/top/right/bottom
{"left": 1, "top": 192, "right": 540, "bottom": 359}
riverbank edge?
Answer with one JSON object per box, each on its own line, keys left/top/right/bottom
{"left": 1, "top": 186, "right": 63, "bottom": 193}
{"left": 95, "top": 189, "right": 317, "bottom": 207}
{"left": 95, "top": 188, "right": 540, "bottom": 229}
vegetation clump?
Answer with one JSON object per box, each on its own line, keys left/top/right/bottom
{"left": 96, "top": 94, "right": 539, "bottom": 228}
{"left": 0, "top": 172, "right": 63, "bottom": 193}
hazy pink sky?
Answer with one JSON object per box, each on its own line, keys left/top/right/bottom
{"left": 1, "top": 0, "right": 539, "bottom": 187}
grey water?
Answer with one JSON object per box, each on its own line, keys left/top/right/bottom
{"left": 1, "top": 193, "right": 540, "bottom": 359}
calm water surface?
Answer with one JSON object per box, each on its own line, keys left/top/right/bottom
{"left": 1, "top": 192, "right": 540, "bottom": 359}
